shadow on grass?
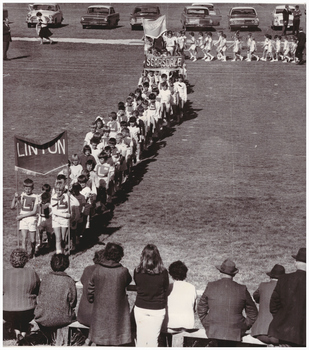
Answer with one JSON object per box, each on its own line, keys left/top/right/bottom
{"left": 10, "top": 55, "right": 31, "bottom": 60}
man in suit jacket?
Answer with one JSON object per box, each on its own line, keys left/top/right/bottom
{"left": 197, "top": 259, "right": 258, "bottom": 347}
{"left": 3, "top": 17, "right": 12, "bottom": 61}
{"left": 251, "top": 264, "right": 285, "bottom": 345}
{"left": 281, "top": 5, "right": 292, "bottom": 36}
{"left": 268, "top": 248, "right": 306, "bottom": 347}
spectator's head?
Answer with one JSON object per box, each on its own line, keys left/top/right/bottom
{"left": 93, "top": 249, "right": 105, "bottom": 264}
{"left": 292, "top": 247, "right": 306, "bottom": 270}
{"left": 266, "top": 264, "right": 285, "bottom": 279}
{"left": 137, "top": 244, "right": 165, "bottom": 274}
{"left": 216, "top": 259, "right": 239, "bottom": 277}
{"left": 10, "top": 248, "right": 28, "bottom": 268}
{"left": 168, "top": 260, "right": 188, "bottom": 281}
{"left": 103, "top": 242, "right": 124, "bottom": 263}
{"left": 83, "top": 144, "right": 92, "bottom": 155}
{"left": 51, "top": 254, "right": 70, "bottom": 272}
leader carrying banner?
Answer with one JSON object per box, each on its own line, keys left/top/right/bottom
{"left": 14, "top": 131, "right": 68, "bottom": 175}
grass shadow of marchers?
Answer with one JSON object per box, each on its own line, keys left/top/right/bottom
{"left": 182, "top": 100, "right": 201, "bottom": 124}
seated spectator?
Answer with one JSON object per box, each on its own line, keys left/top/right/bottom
{"left": 3, "top": 249, "right": 40, "bottom": 342}
{"left": 87, "top": 243, "right": 132, "bottom": 346}
{"left": 77, "top": 249, "right": 104, "bottom": 346}
{"left": 34, "top": 254, "right": 77, "bottom": 345}
{"left": 251, "top": 264, "right": 285, "bottom": 345}
{"left": 268, "top": 248, "right": 306, "bottom": 347}
{"left": 162, "top": 260, "right": 197, "bottom": 331}
{"left": 197, "top": 259, "right": 258, "bottom": 347}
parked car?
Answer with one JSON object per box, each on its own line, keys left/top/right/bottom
{"left": 191, "top": 3, "right": 221, "bottom": 25}
{"left": 26, "top": 3, "right": 63, "bottom": 28}
{"left": 228, "top": 7, "right": 259, "bottom": 31}
{"left": 271, "top": 5, "right": 295, "bottom": 30}
{"left": 181, "top": 6, "right": 218, "bottom": 30}
{"left": 80, "top": 5, "right": 119, "bottom": 29}
{"left": 130, "top": 6, "right": 160, "bottom": 30}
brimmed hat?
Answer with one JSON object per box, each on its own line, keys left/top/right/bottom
{"left": 216, "top": 259, "right": 239, "bottom": 276}
{"left": 292, "top": 248, "right": 306, "bottom": 263}
{"left": 266, "top": 264, "right": 285, "bottom": 279}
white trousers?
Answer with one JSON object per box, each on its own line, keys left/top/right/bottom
{"left": 134, "top": 306, "right": 165, "bottom": 347}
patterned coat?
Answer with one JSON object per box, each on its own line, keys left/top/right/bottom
{"left": 34, "top": 271, "right": 77, "bottom": 328}
{"left": 87, "top": 259, "right": 132, "bottom": 345}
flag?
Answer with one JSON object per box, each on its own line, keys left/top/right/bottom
{"left": 143, "top": 15, "right": 167, "bottom": 39}
{"left": 14, "top": 131, "right": 68, "bottom": 175}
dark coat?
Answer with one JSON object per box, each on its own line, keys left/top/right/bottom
{"left": 251, "top": 280, "right": 277, "bottom": 337}
{"left": 282, "top": 8, "right": 291, "bottom": 22}
{"left": 34, "top": 271, "right": 77, "bottom": 328}
{"left": 297, "top": 31, "right": 306, "bottom": 47}
{"left": 87, "top": 259, "right": 132, "bottom": 345}
{"left": 197, "top": 278, "right": 258, "bottom": 342}
{"left": 77, "top": 264, "right": 97, "bottom": 327}
{"left": 268, "top": 270, "right": 306, "bottom": 346}
{"left": 3, "top": 22, "right": 12, "bottom": 42}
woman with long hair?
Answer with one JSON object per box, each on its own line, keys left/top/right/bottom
{"left": 134, "top": 244, "right": 169, "bottom": 347}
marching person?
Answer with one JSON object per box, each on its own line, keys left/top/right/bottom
{"left": 268, "top": 248, "right": 306, "bottom": 347}
{"left": 197, "top": 258, "right": 258, "bottom": 347}
{"left": 3, "top": 17, "right": 12, "bottom": 61}
{"left": 36, "top": 12, "right": 53, "bottom": 44}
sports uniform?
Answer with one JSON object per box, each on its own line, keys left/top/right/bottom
{"left": 19, "top": 192, "right": 38, "bottom": 231}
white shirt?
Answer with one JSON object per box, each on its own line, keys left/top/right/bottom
{"left": 167, "top": 280, "right": 197, "bottom": 329}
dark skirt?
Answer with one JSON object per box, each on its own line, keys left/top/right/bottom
{"left": 39, "top": 27, "right": 53, "bottom": 39}
{"left": 3, "top": 309, "right": 35, "bottom": 332}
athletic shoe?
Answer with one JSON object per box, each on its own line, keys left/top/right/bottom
{"left": 192, "top": 57, "right": 197, "bottom": 62}
{"left": 291, "top": 60, "right": 296, "bottom": 63}
{"left": 222, "top": 58, "right": 226, "bottom": 62}
{"left": 256, "top": 56, "right": 260, "bottom": 61}
{"left": 282, "top": 60, "right": 287, "bottom": 63}
{"left": 260, "top": 58, "right": 266, "bottom": 61}
{"left": 247, "top": 59, "right": 251, "bottom": 62}
{"left": 240, "top": 56, "right": 244, "bottom": 61}
{"left": 231, "top": 59, "right": 236, "bottom": 61}
{"left": 270, "top": 59, "right": 275, "bottom": 62}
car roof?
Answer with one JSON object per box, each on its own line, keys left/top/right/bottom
{"left": 230, "top": 7, "right": 256, "bottom": 10}
{"left": 88, "top": 5, "right": 111, "bottom": 8}
{"left": 275, "top": 5, "right": 295, "bottom": 9}
{"left": 191, "top": 3, "right": 214, "bottom": 6}
{"left": 185, "top": 6, "right": 209, "bottom": 10}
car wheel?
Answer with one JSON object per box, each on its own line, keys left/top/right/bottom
{"left": 27, "top": 23, "right": 32, "bottom": 28}
{"left": 116, "top": 19, "right": 119, "bottom": 27}
{"left": 131, "top": 24, "right": 135, "bottom": 30}
{"left": 82, "top": 25, "right": 86, "bottom": 29}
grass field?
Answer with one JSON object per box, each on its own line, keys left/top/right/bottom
{"left": 2, "top": 2, "right": 306, "bottom": 346}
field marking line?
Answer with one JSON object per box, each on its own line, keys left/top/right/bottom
{"left": 13, "top": 37, "right": 144, "bottom": 45}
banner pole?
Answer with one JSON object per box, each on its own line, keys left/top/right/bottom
{"left": 67, "top": 163, "right": 71, "bottom": 256}
{"left": 16, "top": 170, "right": 20, "bottom": 247}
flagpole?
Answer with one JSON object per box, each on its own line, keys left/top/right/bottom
{"left": 15, "top": 170, "right": 20, "bottom": 247}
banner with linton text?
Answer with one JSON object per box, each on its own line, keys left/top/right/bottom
{"left": 14, "top": 131, "right": 68, "bottom": 175}
{"left": 142, "top": 15, "right": 167, "bottom": 39}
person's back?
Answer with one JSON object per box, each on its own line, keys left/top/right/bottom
{"left": 198, "top": 259, "right": 257, "bottom": 344}
{"left": 268, "top": 261, "right": 306, "bottom": 346}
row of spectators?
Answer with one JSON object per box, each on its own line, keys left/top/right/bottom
{"left": 3, "top": 245, "right": 306, "bottom": 347}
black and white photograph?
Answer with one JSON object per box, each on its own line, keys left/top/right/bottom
{"left": 2, "top": 1, "right": 306, "bottom": 347}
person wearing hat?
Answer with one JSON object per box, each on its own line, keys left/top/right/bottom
{"left": 268, "top": 248, "right": 306, "bottom": 347}
{"left": 197, "top": 259, "right": 258, "bottom": 347}
{"left": 251, "top": 264, "right": 285, "bottom": 345}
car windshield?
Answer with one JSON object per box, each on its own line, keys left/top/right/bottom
{"left": 231, "top": 9, "right": 256, "bottom": 16}
{"left": 187, "top": 9, "right": 209, "bottom": 15}
{"left": 33, "top": 4, "right": 56, "bottom": 11}
{"left": 88, "top": 7, "right": 109, "bottom": 14}
{"left": 134, "top": 7, "right": 159, "bottom": 15}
